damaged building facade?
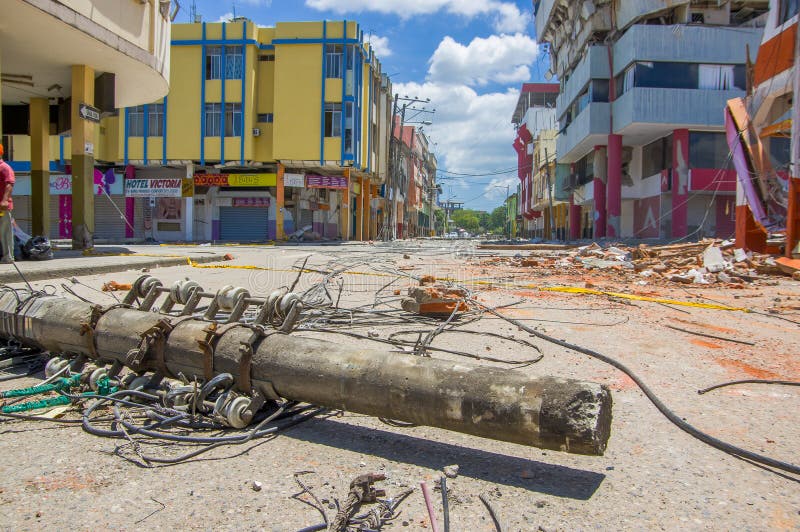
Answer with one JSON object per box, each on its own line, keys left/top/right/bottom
{"left": 534, "top": 0, "right": 771, "bottom": 240}
{"left": 512, "top": 83, "right": 568, "bottom": 239}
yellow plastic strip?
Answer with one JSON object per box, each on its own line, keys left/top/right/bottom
{"left": 539, "top": 286, "right": 749, "bottom": 312}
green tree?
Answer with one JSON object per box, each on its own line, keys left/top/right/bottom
{"left": 451, "top": 209, "right": 480, "bottom": 234}
{"left": 488, "top": 206, "right": 506, "bottom": 233}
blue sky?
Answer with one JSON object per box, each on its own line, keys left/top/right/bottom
{"left": 188, "top": 0, "right": 548, "bottom": 212}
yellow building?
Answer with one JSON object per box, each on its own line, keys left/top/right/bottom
{"left": 5, "top": 17, "right": 390, "bottom": 243}
{"left": 116, "top": 19, "right": 389, "bottom": 242}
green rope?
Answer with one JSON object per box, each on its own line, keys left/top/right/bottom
{"left": 2, "top": 395, "right": 70, "bottom": 413}
{"left": 1, "top": 389, "right": 120, "bottom": 414}
{"left": 0, "top": 374, "right": 82, "bottom": 399}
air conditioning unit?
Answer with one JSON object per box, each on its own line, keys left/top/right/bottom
{"left": 252, "top": 128, "right": 261, "bottom": 137}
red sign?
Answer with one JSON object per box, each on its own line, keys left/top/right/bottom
{"left": 233, "top": 197, "right": 271, "bottom": 208}
{"left": 306, "top": 174, "right": 348, "bottom": 189}
{"left": 194, "top": 174, "right": 230, "bottom": 187}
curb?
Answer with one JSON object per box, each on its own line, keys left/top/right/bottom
{"left": 0, "top": 254, "right": 227, "bottom": 284}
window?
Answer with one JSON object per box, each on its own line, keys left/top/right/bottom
{"left": 574, "top": 152, "right": 595, "bottom": 187}
{"left": 324, "top": 103, "right": 341, "bottom": 137}
{"left": 780, "top": 0, "right": 800, "bottom": 24}
{"left": 224, "top": 103, "right": 242, "bottom": 137}
{"left": 326, "top": 44, "right": 343, "bottom": 79}
{"left": 206, "top": 46, "right": 222, "bottom": 80}
{"left": 205, "top": 103, "right": 221, "bottom": 137}
{"left": 225, "top": 45, "right": 243, "bottom": 79}
{"left": 344, "top": 102, "right": 354, "bottom": 153}
{"left": 698, "top": 64, "right": 734, "bottom": 90}
{"left": 148, "top": 104, "right": 164, "bottom": 137}
{"left": 257, "top": 113, "right": 274, "bottom": 123}
{"left": 642, "top": 136, "right": 672, "bottom": 177}
{"left": 590, "top": 80, "right": 609, "bottom": 102}
{"left": 258, "top": 54, "right": 275, "bottom": 62}
{"left": 689, "top": 132, "right": 730, "bottom": 169}
{"left": 616, "top": 62, "right": 746, "bottom": 93}
{"left": 128, "top": 106, "right": 144, "bottom": 136}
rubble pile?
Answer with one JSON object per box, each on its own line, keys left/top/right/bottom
{"left": 483, "top": 239, "right": 800, "bottom": 287}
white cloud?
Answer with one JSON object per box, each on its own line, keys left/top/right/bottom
{"left": 366, "top": 34, "right": 392, "bottom": 57}
{"left": 217, "top": 12, "right": 234, "bottom": 22}
{"left": 428, "top": 33, "right": 539, "bottom": 87}
{"left": 394, "top": 81, "right": 521, "bottom": 206}
{"left": 305, "top": 0, "right": 529, "bottom": 32}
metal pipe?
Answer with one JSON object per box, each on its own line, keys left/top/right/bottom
{"left": 0, "top": 292, "right": 613, "bottom": 455}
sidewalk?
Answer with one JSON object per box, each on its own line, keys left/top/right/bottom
{"left": 0, "top": 245, "right": 228, "bottom": 284}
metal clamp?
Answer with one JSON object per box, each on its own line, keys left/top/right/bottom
{"left": 125, "top": 318, "right": 173, "bottom": 371}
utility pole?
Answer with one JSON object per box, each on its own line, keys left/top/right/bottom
{"left": 545, "top": 148, "right": 556, "bottom": 240}
{"left": 505, "top": 184, "right": 510, "bottom": 239}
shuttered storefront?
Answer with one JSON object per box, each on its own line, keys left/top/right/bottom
{"left": 12, "top": 196, "right": 31, "bottom": 234}
{"left": 94, "top": 195, "right": 129, "bottom": 240}
{"left": 219, "top": 207, "right": 269, "bottom": 242}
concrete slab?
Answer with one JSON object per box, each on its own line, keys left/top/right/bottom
{"left": 0, "top": 245, "right": 228, "bottom": 284}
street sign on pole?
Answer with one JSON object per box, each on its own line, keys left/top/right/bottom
{"left": 78, "top": 103, "right": 100, "bottom": 123}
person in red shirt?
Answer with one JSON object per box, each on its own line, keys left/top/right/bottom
{"left": 0, "top": 144, "right": 16, "bottom": 263}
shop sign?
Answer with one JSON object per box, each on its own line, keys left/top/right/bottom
{"left": 193, "top": 173, "right": 277, "bottom": 187}
{"left": 125, "top": 178, "right": 183, "bottom": 197}
{"left": 284, "top": 173, "right": 305, "bottom": 188}
{"left": 181, "top": 179, "right": 194, "bottom": 197}
{"left": 49, "top": 174, "right": 73, "bottom": 195}
{"left": 307, "top": 174, "right": 348, "bottom": 189}
{"left": 233, "top": 197, "right": 271, "bottom": 208}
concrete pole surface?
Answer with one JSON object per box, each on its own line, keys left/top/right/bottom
{"left": 0, "top": 292, "right": 613, "bottom": 456}
{"left": 672, "top": 129, "right": 690, "bottom": 239}
{"left": 606, "top": 134, "right": 622, "bottom": 238}
{"left": 276, "top": 163, "right": 285, "bottom": 241}
{"left": 71, "top": 64, "right": 96, "bottom": 250}
{"left": 30, "top": 98, "right": 50, "bottom": 237}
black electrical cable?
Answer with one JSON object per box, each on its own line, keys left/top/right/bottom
{"left": 698, "top": 379, "right": 800, "bottom": 395}
{"left": 475, "top": 300, "right": 800, "bottom": 477}
{"left": 479, "top": 494, "right": 503, "bottom": 532}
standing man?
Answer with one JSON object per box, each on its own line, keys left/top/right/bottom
{"left": 0, "top": 144, "right": 16, "bottom": 263}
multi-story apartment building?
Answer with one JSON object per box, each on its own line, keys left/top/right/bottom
{"left": 534, "top": 0, "right": 768, "bottom": 240}
{"left": 512, "top": 83, "right": 567, "bottom": 238}
{"left": 5, "top": 18, "right": 390, "bottom": 243}
{"left": 2, "top": 0, "right": 172, "bottom": 249}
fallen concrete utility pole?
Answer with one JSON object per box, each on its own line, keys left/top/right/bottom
{"left": 0, "top": 285, "right": 612, "bottom": 455}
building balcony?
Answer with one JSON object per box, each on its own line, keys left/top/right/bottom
{"left": 613, "top": 87, "right": 745, "bottom": 136}
{"left": 556, "top": 46, "right": 610, "bottom": 118}
{"left": 556, "top": 102, "right": 610, "bottom": 163}
{"left": 612, "top": 24, "right": 763, "bottom": 76}
{"left": 5, "top": 0, "right": 171, "bottom": 108}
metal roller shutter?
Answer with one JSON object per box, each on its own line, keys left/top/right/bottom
{"left": 134, "top": 198, "right": 146, "bottom": 240}
{"left": 94, "top": 195, "right": 128, "bottom": 240}
{"left": 12, "top": 196, "right": 31, "bottom": 234}
{"left": 299, "top": 209, "right": 313, "bottom": 230}
{"left": 49, "top": 198, "right": 61, "bottom": 238}
{"left": 219, "top": 207, "right": 269, "bottom": 242}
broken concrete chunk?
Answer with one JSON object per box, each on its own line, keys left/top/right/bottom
{"left": 702, "top": 245, "right": 727, "bottom": 273}
{"left": 401, "top": 285, "right": 469, "bottom": 317}
{"left": 733, "top": 248, "right": 748, "bottom": 263}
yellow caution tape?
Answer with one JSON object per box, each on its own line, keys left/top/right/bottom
{"left": 538, "top": 286, "right": 750, "bottom": 312}
{"left": 184, "top": 260, "right": 749, "bottom": 312}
